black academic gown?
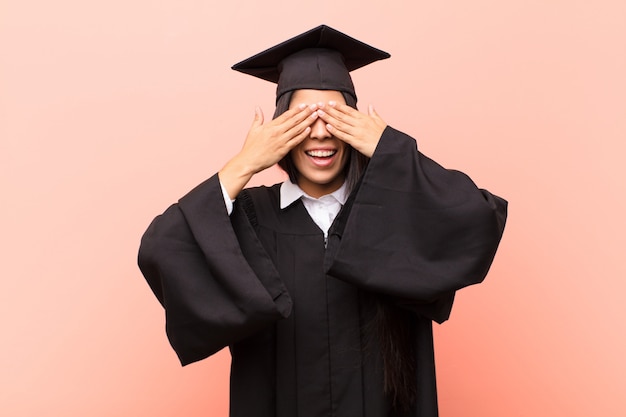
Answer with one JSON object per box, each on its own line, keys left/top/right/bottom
{"left": 138, "top": 126, "right": 508, "bottom": 417}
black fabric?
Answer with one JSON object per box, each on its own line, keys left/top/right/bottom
{"left": 138, "top": 176, "right": 292, "bottom": 364}
{"left": 276, "top": 48, "right": 357, "bottom": 102}
{"left": 325, "top": 127, "right": 507, "bottom": 312}
{"left": 138, "top": 127, "right": 508, "bottom": 417}
{"left": 231, "top": 24, "right": 390, "bottom": 103}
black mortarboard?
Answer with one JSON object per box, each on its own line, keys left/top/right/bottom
{"left": 232, "top": 25, "right": 390, "bottom": 103}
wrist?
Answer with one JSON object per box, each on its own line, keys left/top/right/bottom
{"left": 228, "top": 153, "right": 258, "bottom": 178}
{"left": 219, "top": 156, "right": 255, "bottom": 199}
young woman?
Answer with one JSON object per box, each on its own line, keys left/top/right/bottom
{"left": 138, "top": 25, "right": 507, "bottom": 417}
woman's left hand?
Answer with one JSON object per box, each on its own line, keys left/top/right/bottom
{"left": 316, "top": 101, "right": 387, "bottom": 158}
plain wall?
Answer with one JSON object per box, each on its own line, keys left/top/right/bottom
{"left": 1, "top": 1, "right": 625, "bottom": 416}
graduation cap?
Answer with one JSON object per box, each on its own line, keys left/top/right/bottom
{"left": 232, "top": 25, "right": 390, "bottom": 103}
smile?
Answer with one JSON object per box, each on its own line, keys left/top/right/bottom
{"left": 305, "top": 149, "right": 337, "bottom": 158}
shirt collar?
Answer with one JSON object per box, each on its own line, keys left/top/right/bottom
{"left": 280, "top": 180, "right": 348, "bottom": 209}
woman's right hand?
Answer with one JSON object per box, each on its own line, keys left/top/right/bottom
{"left": 219, "top": 103, "right": 318, "bottom": 199}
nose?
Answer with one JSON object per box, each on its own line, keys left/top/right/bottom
{"left": 309, "top": 116, "right": 332, "bottom": 140}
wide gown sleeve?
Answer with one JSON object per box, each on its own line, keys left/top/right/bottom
{"left": 324, "top": 127, "right": 507, "bottom": 323}
{"left": 138, "top": 174, "right": 292, "bottom": 365}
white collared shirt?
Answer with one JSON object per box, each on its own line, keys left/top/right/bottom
{"left": 280, "top": 180, "right": 348, "bottom": 241}
{"left": 220, "top": 180, "right": 348, "bottom": 242}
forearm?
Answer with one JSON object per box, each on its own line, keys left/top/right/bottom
{"left": 218, "top": 154, "right": 256, "bottom": 200}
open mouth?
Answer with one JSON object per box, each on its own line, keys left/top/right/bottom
{"left": 305, "top": 149, "right": 337, "bottom": 158}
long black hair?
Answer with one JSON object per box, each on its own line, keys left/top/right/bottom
{"left": 273, "top": 91, "right": 417, "bottom": 411}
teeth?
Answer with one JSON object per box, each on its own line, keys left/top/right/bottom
{"left": 306, "top": 150, "right": 336, "bottom": 157}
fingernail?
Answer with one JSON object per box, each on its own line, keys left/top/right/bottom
{"left": 298, "top": 103, "right": 307, "bottom": 110}
{"left": 328, "top": 101, "right": 336, "bottom": 107}
{"left": 309, "top": 103, "right": 317, "bottom": 110}
{"left": 317, "top": 110, "right": 325, "bottom": 116}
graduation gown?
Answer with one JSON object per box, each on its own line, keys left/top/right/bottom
{"left": 138, "top": 126, "right": 508, "bottom": 417}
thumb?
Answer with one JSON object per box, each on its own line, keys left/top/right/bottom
{"left": 368, "top": 104, "right": 387, "bottom": 127}
{"left": 368, "top": 104, "right": 379, "bottom": 119}
{"left": 251, "top": 106, "right": 264, "bottom": 128}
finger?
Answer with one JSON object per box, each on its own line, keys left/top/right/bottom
{"left": 368, "top": 104, "right": 388, "bottom": 131}
{"left": 284, "top": 109, "right": 318, "bottom": 139}
{"left": 250, "top": 106, "right": 264, "bottom": 128}
{"left": 315, "top": 107, "right": 340, "bottom": 124}
{"left": 324, "top": 122, "right": 355, "bottom": 144}
{"left": 286, "top": 126, "right": 312, "bottom": 149}
{"left": 272, "top": 103, "right": 308, "bottom": 125}
{"left": 285, "top": 102, "right": 318, "bottom": 121}
{"left": 316, "top": 109, "right": 357, "bottom": 136}
{"left": 368, "top": 104, "right": 384, "bottom": 122}
{"left": 274, "top": 103, "right": 317, "bottom": 132}
{"left": 328, "top": 100, "right": 361, "bottom": 115}
{"left": 324, "top": 101, "right": 361, "bottom": 126}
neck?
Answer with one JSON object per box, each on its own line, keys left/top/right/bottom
{"left": 297, "top": 176, "right": 345, "bottom": 199}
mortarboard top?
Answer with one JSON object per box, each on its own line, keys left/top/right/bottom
{"left": 232, "top": 25, "right": 390, "bottom": 102}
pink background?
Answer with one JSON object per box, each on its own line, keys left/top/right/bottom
{"left": 2, "top": 1, "right": 625, "bottom": 416}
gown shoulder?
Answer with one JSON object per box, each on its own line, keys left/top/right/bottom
{"left": 138, "top": 174, "right": 291, "bottom": 365}
{"left": 325, "top": 126, "right": 507, "bottom": 323}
